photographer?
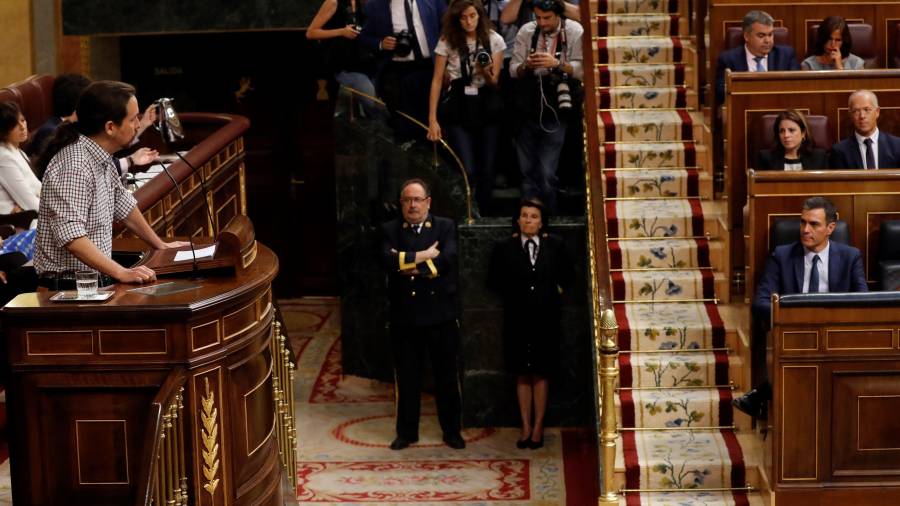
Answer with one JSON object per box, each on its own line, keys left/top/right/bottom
{"left": 307, "top": 0, "right": 380, "bottom": 118}
{"left": 360, "top": 0, "right": 446, "bottom": 132}
{"left": 509, "top": 0, "right": 582, "bottom": 213}
{"left": 427, "top": 0, "right": 505, "bottom": 216}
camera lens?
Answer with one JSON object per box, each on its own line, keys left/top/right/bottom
{"left": 475, "top": 49, "right": 492, "bottom": 66}
{"left": 556, "top": 81, "right": 572, "bottom": 110}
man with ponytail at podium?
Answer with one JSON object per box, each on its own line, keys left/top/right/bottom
{"left": 33, "top": 80, "right": 187, "bottom": 290}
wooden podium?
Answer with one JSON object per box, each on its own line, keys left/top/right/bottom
{"left": 1, "top": 225, "right": 296, "bottom": 505}
{"left": 769, "top": 293, "right": 900, "bottom": 504}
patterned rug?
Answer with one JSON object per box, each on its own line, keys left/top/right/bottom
{"left": 285, "top": 298, "right": 585, "bottom": 505}
{"left": 591, "top": 0, "right": 751, "bottom": 504}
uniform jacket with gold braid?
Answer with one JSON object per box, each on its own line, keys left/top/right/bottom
{"left": 380, "top": 214, "right": 459, "bottom": 327}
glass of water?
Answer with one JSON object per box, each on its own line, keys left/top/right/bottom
{"left": 75, "top": 270, "right": 99, "bottom": 296}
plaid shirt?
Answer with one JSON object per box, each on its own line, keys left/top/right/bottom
{"left": 34, "top": 135, "right": 136, "bottom": 275}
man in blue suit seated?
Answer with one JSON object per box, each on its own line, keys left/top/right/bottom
{"left": 830, "top": 90, "right": 900, "bottom": 169}
{"left": 734, "top": 196, "right": 868, "bottom": 418}
{"left": 715, "top": 10, "right": 800, "bottom": 104}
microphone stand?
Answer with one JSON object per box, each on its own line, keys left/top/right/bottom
{"left": 172, "top": 150, "right": 216, "bottom": 235}
{"left": 157, "top": 160, "right": 203, "bottom": 280}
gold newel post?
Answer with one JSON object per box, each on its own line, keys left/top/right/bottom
{"left": 598, "top": 308, "right": 620, "bottom": 505}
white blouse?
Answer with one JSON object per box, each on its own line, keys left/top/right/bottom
{"left": 0, "top": 143, "right": 41, "bottom": 214}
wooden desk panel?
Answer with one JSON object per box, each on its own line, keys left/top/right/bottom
{"left": 770, "top": 300, "right": 900, "bottom": 504}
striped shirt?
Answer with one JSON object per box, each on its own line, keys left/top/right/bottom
{"left": 34, "top": 135, "right": 136, "bottom": 275}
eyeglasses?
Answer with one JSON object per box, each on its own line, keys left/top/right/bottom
{"left": 400, "top": 196, "right": 428, "bottom": 205}
{"left": 850, "top": 107, "right": 876, "bottom": 116}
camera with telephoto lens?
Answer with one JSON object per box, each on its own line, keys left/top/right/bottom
{"left": 393, "top": 30, "right": 413, "bottom": 57}
{"left": 553, "top": 74, "right": 572, "bottom": 111}
{"left": 474, "top": 48, "right": 492, "bottom": 66}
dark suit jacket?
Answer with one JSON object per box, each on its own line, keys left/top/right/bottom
{"left": 752, "top": 241, "right": 867, "bottom": 323}
{"left": 715, "top": 45, "right": 800, "bottom": 103}
{"left": 359, "top": 0, "right": 445, "bottom": 56}
{"left": 829, "top": 131, "right": 900, "bottom": 169}
{"left": 380, "top": 214, "right": 458, "bottom": 327}
{"left": 756, "top": 148, "right": 828, "bottom": 170}
{"left": 487, "top": 232, "right": 575, "bottom": 375}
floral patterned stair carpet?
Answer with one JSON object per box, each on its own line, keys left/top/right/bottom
{"left": 593, "top": 0, "right": 752, "bottom": 504}
{"left": 282, "top": 298, "right": 597, "bottom": 505}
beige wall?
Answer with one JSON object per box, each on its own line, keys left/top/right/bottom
{"left": 0, "top": 0, "right": 34, "bottom": 85}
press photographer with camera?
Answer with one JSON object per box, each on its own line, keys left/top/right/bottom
{"left": 360, "top": 0, "right": 446, "bottom": 133}
{"left": 509, "top": 0, "right": 582, "bottom": 213}
{"left": 426, "top": 0, "right": 505, "bottom": 216}
{"left": 307, "top": 0, "right": 380, "bottom": 118}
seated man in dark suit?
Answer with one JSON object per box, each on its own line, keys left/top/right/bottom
{"left": 715, "top": 10, "right": 800, "bottom": 104}
{"left": 735, "top": 196, "right": 867, "bottom": 418}
{"left": 830, "top": 90, "right": 900, "bottom": 169}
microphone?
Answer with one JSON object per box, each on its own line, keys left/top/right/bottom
{"left": 157, "top": 160, "right": 202, "bottom": 280}
{"left": 154, "top": 98, "right": 217, "bottom": 235}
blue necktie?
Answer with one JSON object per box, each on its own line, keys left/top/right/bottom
{"left": 808, "top": 255, "right": 820, "bottom": 293}
{"left": 403, "top": 0, "right": 424, "bottom": 60}
{"left": 753, "top": 56, "right": 765, "bottom": 71}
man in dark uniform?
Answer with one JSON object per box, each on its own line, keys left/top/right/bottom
{"left": 380, "top": 178, "right": 464, "bottom": 450}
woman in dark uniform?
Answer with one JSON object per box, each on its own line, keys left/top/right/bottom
{"left": 488, "top": 198, "right": 574, "bottom": 449}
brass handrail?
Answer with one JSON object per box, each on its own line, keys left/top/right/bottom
{"left": 598, "top": 309, "right": 620, "bottom": 505}
{"left": 341, "top": 86, "right": 474, "bottom": 224}
{"left": 135, "top": 367, "right": 187, "bottom": 506}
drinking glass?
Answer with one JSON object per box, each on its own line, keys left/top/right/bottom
{"left": 75, "top": 270, "right": 99, "bottom": 296}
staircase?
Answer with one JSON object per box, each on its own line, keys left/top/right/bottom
{"left": 589, "top": 0, "right": 763, "bottom": 503}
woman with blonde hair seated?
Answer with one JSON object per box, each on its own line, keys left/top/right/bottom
{"left": 756, "top": 109, "right": 828, "bottom": 170}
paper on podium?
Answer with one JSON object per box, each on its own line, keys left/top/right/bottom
{"left": 129, "top": 215, "right": 256, "bottom": 275}
{"left": 174, "top": 244, "right": 216, "bottom": 262}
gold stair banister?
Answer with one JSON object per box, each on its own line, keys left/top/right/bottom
{"left": 598, "top": 309, "right": 620, "bottom": 505}
{"left": 135, "top": 368, "right": 187, "bottom": 506}
{"left": 341, "top": 86, "right": 475, "bottom": 224}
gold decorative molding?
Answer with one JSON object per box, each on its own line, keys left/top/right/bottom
{"left": 200, "top": 377, "right": 221, "bottom": 497}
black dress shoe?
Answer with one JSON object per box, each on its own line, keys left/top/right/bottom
{"left": 443, "top": 433, "right": 466, "bottom": 450}
{"left": 516, "top": 438, "right": 530, "bottom": 450}
{"left": 390, "top": 436, "right": 418, "bottom": 450}
{"left": 732, "top": 389, "right": 764, "bottom": 419}
{"left": 528, "top": 435, "right": 544, "bottom": 450}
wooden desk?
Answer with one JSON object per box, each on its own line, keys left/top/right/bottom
{"left": 1, "top": 244, "right": 291, "bottom": 506}
{"left": 746, "top": 169, "right": 900, "bottom": 298}
{"left": 120, "top": 112, "right": 250, "bottom": 239}
{"left": 769, "top": 294, "right": 900, "bottom": 504}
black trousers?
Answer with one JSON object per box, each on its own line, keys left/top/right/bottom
{"left": 391, "top": 320, "right": 462, "bottom": 440}
{"left": 377, "top": 58, "right": 433, "bottom": 137}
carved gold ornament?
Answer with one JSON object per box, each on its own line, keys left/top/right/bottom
{"left": 200, "top": 378, "right": 220, "bottom": 497}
